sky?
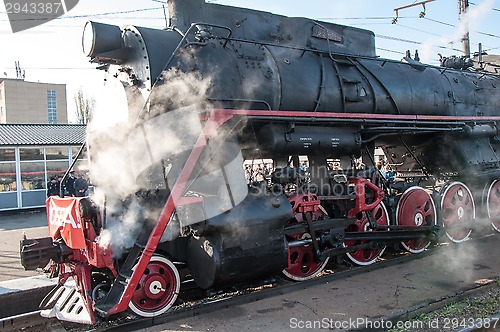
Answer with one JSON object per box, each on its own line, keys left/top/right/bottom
{"left": 1, "top": 0, "right": 499, "bottom": 122}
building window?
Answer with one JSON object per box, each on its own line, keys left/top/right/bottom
{"left": 0, "top": 148, "right": 16, "bottom": 192}
{"left": 47, "top": 89, "right": 57, "bottom": 124}
{"left": 0, "top": 162, "right": 16, "bottom": 192}
{"left": 19, "top": 147, "right": 43, "bottom": 161}
{"left": 46, "top": 146, "right": 69, "bottom": 160}
{"left": 20, "top": 161, "right": 45, "bottom": 190}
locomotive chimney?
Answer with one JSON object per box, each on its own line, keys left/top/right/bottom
{"left": 167, "top": 0, "right": 205, "bottom": 27}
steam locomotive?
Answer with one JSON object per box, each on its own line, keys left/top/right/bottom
{"left": 20, "top": 0, "right": 500, "bottom": 324}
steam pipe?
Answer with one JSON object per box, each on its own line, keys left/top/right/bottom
{"left": 464, "top": 124, "right": 498, "bottom": 136}
{"left": 288, "top": 238, "right": 313, "bottom": 248}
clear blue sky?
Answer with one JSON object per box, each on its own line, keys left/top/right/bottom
{"left": 1, "top": 0, "right": 498, "bottom": 121}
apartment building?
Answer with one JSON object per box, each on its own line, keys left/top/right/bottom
{"left": 0, "top": 78, "right": 67, "bottom": 124}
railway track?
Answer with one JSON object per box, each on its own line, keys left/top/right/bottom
{"left": 0, "top": 311, "right": 59, "bottom": 332}
{"left": 3, "top": 231, "right": 498, "bottom": 332}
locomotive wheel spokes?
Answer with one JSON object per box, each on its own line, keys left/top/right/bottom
{"left": 128, "top": 255, "right": 180, "bottom": 317}
{"left": 396, "top": 186, "right": 437, "bottom": 254}
{"left": 282, "top": 198, "right": 329, "bottom": 281}
{"left": 441, "top": 182, "right": 475, "bottom": 242}
{"left": 345, "top": 202, "right": 389, "bottom": 266}
{"left": 282, "top": 232, "right": 329, "bottom": 281}
{"left": 486, "top": 180, "right": 500, "bottom": 232}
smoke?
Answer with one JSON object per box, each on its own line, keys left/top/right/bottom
{"left": 420, "top": 0, "right": 494, "bottom": 63}
{"left": 430, "top": 208, "right": 498, "bottom": 284}
{"left": 149, "top": 69, "right": 213, "bottom": 117}
{"left": 88, "top": 69, "right": 209, "bottom": 254}
{"left": 456, "top": 0, "right": 494, "bottom": 43}
{"left": 97, "top": 198, "right": 143, "bottom": 257}
{"left": 89, "top": 66, "right": 248, "bottom": 256}
{"left": 431, "top": 240, "right": 479, "bottom": 284}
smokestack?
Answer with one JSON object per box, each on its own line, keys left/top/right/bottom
{"left": 167, "top": 0, "right": 205, "bottom": 27}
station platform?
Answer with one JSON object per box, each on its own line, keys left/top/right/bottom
{"left": 0, "top": 209, "right": 57, "bottom": 317}
{"left": 0, "top": 209, "right": 49, "bottom": 282}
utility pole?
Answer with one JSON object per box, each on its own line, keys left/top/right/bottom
{"left": 459, "top": 0, "right": 471, "bottom": 58}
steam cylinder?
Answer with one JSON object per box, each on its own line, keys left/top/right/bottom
{"left": 186, "top": 193, "right": 292, "bottom": 289}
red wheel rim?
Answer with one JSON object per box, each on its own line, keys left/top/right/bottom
{"left": 396, "top": 187, "right": 436, "bottom": 253}
{"left": 282, "top": 195, "right": 329, "bottom": 281}
{"left": 129, "top": 256, "right": 180, "bottom": 317}
{"left": 345, "top": 202, "right": 389, "bottom": 265}
{"left": 441, "top": 182, "right": 474, "bottom": 242}
{"left": 284, "top": 233, "right": 328, "bottom": 280}
{"left": 487, "top": 180, "right": 500, "bottom": 232}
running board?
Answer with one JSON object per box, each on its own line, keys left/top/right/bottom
{"left": 40, "top": 277, "right": 93, "bottom": 324}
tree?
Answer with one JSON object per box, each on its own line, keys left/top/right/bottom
{"left": 74, "top": 88, "right": 95, "bottom": 124}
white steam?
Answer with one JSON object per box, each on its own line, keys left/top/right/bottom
{"left": 91, "top": 69, "right": 212, "bottom": 254}
{"left": 97, "top": 198, "right": 143, "bottom": 256}
{"left": 431, "top": 241, "right": 479, "bottom": 284}
{"left": 420, "top": 0, "right": 494, "bottom": 63}
{"left": 89, "top": 67, "right": 247, "bottom": 256}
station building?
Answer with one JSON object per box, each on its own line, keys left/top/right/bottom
{"left": 0, "top": 78, "right": 87, "bottom": 211}
{"left": 0, "top": 124, "right": 86, "bottom": 211}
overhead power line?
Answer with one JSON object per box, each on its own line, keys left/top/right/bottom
{"left": 483, "top": 45, "right": 500, "bottom": 52}
{"left": 64, "top": 7, "right": 164, "bottom": 18}
{"left": 1, "top": 5, "right": 495, "bottom": 58}
{"left": 376, "top": 34, "right": 422, "bottom": 45}
{"left": 423, "top": 16, "right": 500, "bottom": 40}
{"left": 1, "top": 7, "right": 164, "bottom": 22}
{"left": 375, "top": 47, "right": 406, "bottom": 55}
{"left": 469, "top": 2, "right": 500, "bottom": 12}
{"left": 2, "top": 67, "right": 97, "bottom": 70}
{"left": 396, "top": 23, "right": 442, "bottom": 37}
{"left": 395, "top": 23, "right": 495, "bottom": 50}
{"left": 319, "top": 14, "right": 498, "bottom": 50}
{"left": 376, "top": 33, "right": 463, "bottom": 53}
{"left": 317, "top": 16, "right": 415, "bottom": 21}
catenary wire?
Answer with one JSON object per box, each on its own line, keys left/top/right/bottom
{"left": 423, "top": 16, "right": 500, "bottom": 39}
{"left": 469, "top": 2, "right": 500, "bottom": 12}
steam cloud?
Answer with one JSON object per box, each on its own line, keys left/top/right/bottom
{"left": 89, "top": 67, "right": 247, "bottom": 257}
{"left": 420, "top": 0, "right": 494, "bottom": 63}
{"left": 431, "top": 241, "right": 479, "bottom": 284}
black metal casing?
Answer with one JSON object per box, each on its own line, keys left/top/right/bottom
{"left": 186, "top": 193, "right": 292, "bottom": 289}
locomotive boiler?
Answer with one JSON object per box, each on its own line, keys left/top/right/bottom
{"left": 20, "top": 0, "right": 500, "bottom": 324}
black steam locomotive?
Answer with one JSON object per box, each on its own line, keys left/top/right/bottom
{"left": 20, "top": 0, "right": 500, "bottom": 324}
